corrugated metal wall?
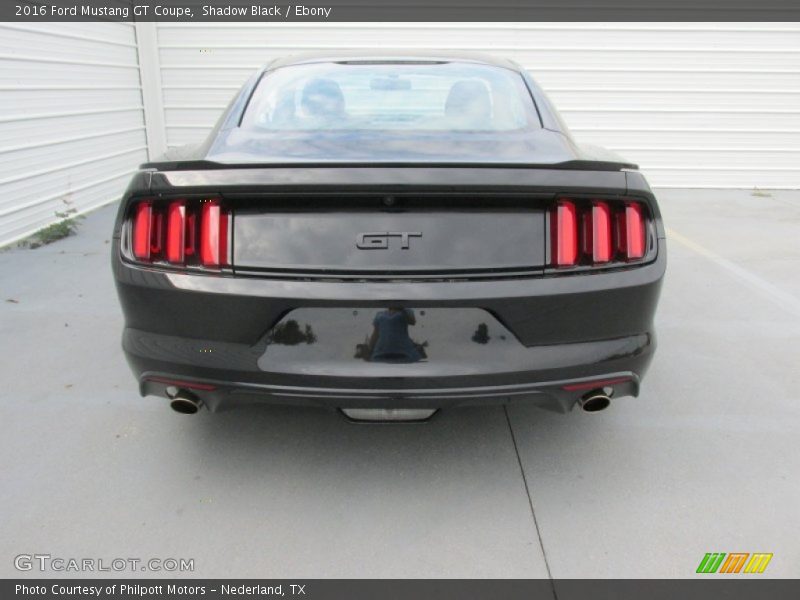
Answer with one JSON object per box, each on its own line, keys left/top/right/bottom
{"left": 0, "top": 22, "right": 148, "bottom": 245}
{"left": 157, "top": 22, "right": 800, "bottom": 189}
{"left": 1, "top": 22, "right": 798, "bottom": 246}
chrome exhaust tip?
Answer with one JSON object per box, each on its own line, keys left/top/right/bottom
{"left": 169, "top": 389, "right": 202, "bottom": 414}
{"left": 578, "top": 389, "right": 611, "bottom": 412}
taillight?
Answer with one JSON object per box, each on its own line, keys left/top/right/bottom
{"left": 623, "top": 202, "right": 646, "bottom": 260}
{"left": 550, "top": 198, "right": 649, "bottom": 267}
{"left": 551, "top": 200, "right": 578, "bottom": 267}
{"left": 132, "top": 202, "right": 152, "bottom": 260}
{"left": 166, "top": 201, "right": 186, "bottom": 263}
{"left": 591, "top": 202, "right": 613, "bottom": 263}
{"left": 129, "top": 199, "right": 229, "bottom": 269}
{"left": 200, "top": 200, "right": 228, "bottom": 267}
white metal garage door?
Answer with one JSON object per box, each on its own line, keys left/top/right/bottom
{"left": 155, "top": 22, "right": 800, "bottom": 189}
{"left": 0, "top": 23, "right": 148, "bottom": 245}
{"left": 1, "top": 22, "right": 798, "bottom": 247}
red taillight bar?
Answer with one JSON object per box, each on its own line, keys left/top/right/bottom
{"left": 592, "top": 202, "right": 612, "bottom": 263}
{"left": 551, "top": 200, "right": 578, "bottom": 267}
{"left": 200, "top": 201, "right": 228, "bottom": 267}
{"left": 166, "top": 201, "right": 186, "bottom": 264}
{"left": 132, "top": 202, "right": 152, "bottom": 260}
{"left": 624, "top": 202, "right": 646, "bottom": 260}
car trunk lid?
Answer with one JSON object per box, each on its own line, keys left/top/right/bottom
{"left": 232, "top": 206, "right": 546, "bottom": 276}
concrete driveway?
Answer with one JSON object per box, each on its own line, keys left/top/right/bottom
{"left": 1, "top": 189, "right": 798, "bottom": 580}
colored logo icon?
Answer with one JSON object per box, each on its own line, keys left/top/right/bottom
{"left": 696, "top": 553, "right": 773, "bottom": 574}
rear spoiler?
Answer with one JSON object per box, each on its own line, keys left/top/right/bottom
{"left": 140, "top": 158, "right": 638, "bottom": 172}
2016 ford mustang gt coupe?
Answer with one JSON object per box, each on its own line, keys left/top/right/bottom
{"left": 112, "top": 52, "right": 666, "bottom": 421}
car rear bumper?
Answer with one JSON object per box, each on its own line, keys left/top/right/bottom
{"left": 128, "top": 333, "right": 648, "bottom": 413}
{"left": 116, "top": 248, "right": 664, "bottom": 413}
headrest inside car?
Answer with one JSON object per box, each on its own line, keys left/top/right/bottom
{"left": 445, "top": 80, "right": 491, "bottom": 124}
{"left": 301, "top": 78, "right": 346, "bottom": 118}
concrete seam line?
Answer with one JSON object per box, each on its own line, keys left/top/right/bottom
{"left": 503, "top": 405, "right": 558, "bottom": 598}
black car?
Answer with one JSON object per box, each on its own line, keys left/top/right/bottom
{"left": 112, "top": 52, "right": 665, "bottom": 421}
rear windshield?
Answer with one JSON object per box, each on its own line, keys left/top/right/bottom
{"left": 241, "top": 62, "right": 538, "bottom": 132}
{"left": 208, "top": 61, "right": 546, "bottom": 164}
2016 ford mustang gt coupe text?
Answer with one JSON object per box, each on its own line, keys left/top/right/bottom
{"left": 112, "top": 52, "right": 666, "bottom": 421}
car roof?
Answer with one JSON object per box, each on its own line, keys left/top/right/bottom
{"left": 265, "top": 50, "right": 521, "bottom": 72}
